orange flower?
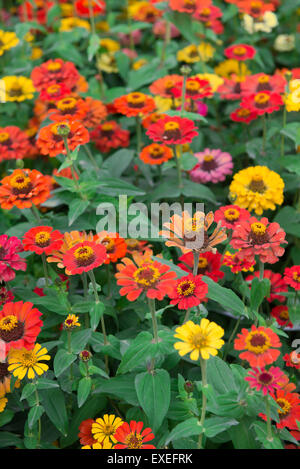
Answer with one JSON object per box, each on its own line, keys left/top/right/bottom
{"left": 0, "top": 169, "right": 52, "bottom": 210}
{"left": 170, "top": 0, "right": 212, "bottom": 15}
{"left": 125, "top": 239, "right": 153, "bottom": 257}
{"left": 149, "top": 75, "right": 183, "bottom": 98}
{"left": 141, "top": 112, "right": 166, "bottom": 129}
{"left": 48, "top": 97, "right": 89, "bottom": 122}
{"left": 139, "top": 143, "right": 173, "bottom": 165}
{"left": 31, "top": 58, "right": 80, "bottom": 92}
{"left": 234, "top": 325, "right": 281, "bottom": 367}
{"left": 96, "top": 232, "right": 127, "bottom": 264}
{"left": 114, "top": 92, "right": 156, "bottom": 117}
{"left": 90, "top": 120, "right": 130, "bottom": 153}
{"left": 63, "top": 241, "right": 107, "bottom": 275}
{"left": 160, "top": 210, "right": 227, "bottom": 254}
{"left": 81, "top": 97, "right": 107, "bottom": 128}
{"left": 37, "top": 120, "right": 90, "bottom": 157}
{"left": 0, "top": 126, "right": 31, "bottom": 162}
{"left": 39, "top": 83, "right": 71, "bottom": 102}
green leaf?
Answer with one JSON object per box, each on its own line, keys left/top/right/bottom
{"left": 68, "top": 199, "right": 90, "bottom": 226}
{"left": 54, "top": 349, "right": 77, "bottom": 377}
{"left": 0, "top": 432, "right": 23, "bottom": 448}
{"left": 93, "top": 374, "right": 139, "bottom": 406}
{"left": 90, "top": 302, "right": 105, "bottom": 330}
{"left": 28, "top": 405, "right": 44, "bottom": 430}
{"left": 252, "top": 421, "right": 284, "bottom": 449}
{"left": 202, "top": 276, "right": 246, "bottom": 317}
{"left": 21, "top": 383, "right": 36, "bottom": 401}
{"left": 180, "top": 153, "right": 198, "bottom": 171}
{"left": 98, "top": 177, "right": 145, "bottom": 196}
{"left": 135, "top": 369, "right": 171, "bottom": 433}
{"left": 40, "top": 388, "right": 69, "bottom": 436}
{"left": 101, "top": 149, "right": 134, "bottom": 177}
{"left": 280, "top": 123, "right": 300, "bottom": 148}
{"left": 182, "top": 180, "right": 217, "bottom": 204}
{"left": 274, "top": 206, "right": 300, "bottom": 237}
{"left": 250, "top": 277, "right": 270, "bottom": 311}
{"left": 77, "top": 377, "right": 92, "bottom": 408}
{"left": 117, "top": 331, "right": 154, "bottom": 374}
{"left": 206, "top": 357, "right": 238, "bottom": 395}
{"left": 165, "top": 417, "right": 203, "bottom": 445}
{"left": 204, "top": 417, "right": 238, "bottom": 438}
{"left": 0, "top": 410, "right": 14, "bottom": 428}
{"left": 164, "top": 110, "right": 206, "bottom": 122}
{"left": 280, "top": 154, "right": 300, "bottom": 175}
{"left": 228, "top": 418, "right": 259, "bottom": 449}
{"left": 88, "top": 33, "right": 100, "bottom": 61}
{"left": 36, "top": 379, "right": 59, "bottom": 390}
{"left": 70, "top": 328, "right": 92, "bottom": 353}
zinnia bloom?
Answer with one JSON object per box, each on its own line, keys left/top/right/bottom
{"left": 2, "top": 76, "right": 35, "bottom": 102}
{"left": 270, "top": 305, "right": 292, "bottom": 328}
{"left": 81, "top": 97, "right": 107, "bottom": 128}
{"left": 168, "top": 274, "right": 208, "bottom": 310}
{"left": 39, "top": 82, "right": 71, "bottom": 102}
{"left": 0, "top": 287, "right": 14, "bottom": 307}
{"left": 245, "top": 366, "right": 285, "bottom": 396}
{"left": 23, "top": 226, "right": 64, "bottom": 255}
{"left": 115, "top": 253, "right": 177, "bottom": 301}
{"left": 230, "top": 106, "right": 258, "bottom": 124}
{"left": 96, "top": 232, "right": 127, "bottom": 264}
{"left": 178, "top": 251, "right": 224, "bottom": 282}
{"left": 190, "top": 148, "right": 233, "bottom": 184}
{"left": 90, "top": 121, "right": 130, "bottom": 153}
{"left": 149, "top": 75, "right": 183, "bottom": 98}
{"left": 146, "top": 115, "right": 198, "bottom": 145}
{"left": 31, "top": 58, "right": 80, "bottom": 92}
{"left": 0, "top": 126, "right": 31, "bottom": 162}
{"left": 246, "top": 270, "right": 287, "bottom": 303}
{"left": 234, "top": 325, "right": 281, "bottom": 367}
{"left": 63, "top": 314, "right": 81, "bottom": 330}
{"left": 174, "top": 318, "right": 225, "bottom": 360}
{"left": 237, "top": 0, "right": 275, "bottom": 18}
{"left": 262, "top": 389, "right": 300, "bottom": 430}
{"left": 78, "top": 419, "right": 98, "bottom": 447}
{"left": 92, "top": 414, "right": 123, "bottom": 445}
{"left": 47, "top": 97, "right": 89, "bottom": 122}
{"left": 224, "top": 44, "right": 256, "bottom": 61}
{"left": 229, "top": 166, "right": 284, "bottom": 215}
{"left": 283, "top": 352, "right": 300, "bottom": 370}
{"left": 241, "top": 91, "right": 283, "bottom": 115}
{"left": 231, "top": 216, "right": 287, "bottom": 264}
{"left": 0, "top": 30, "right": 19, "bottom": 56}
{"left": 37, "top": 121, "right": 90, "bottom": 157}
{"left": 114, "top": 92, "right": 156, "bottom": 117}
{"left": 223, "top": 250, "right": 255, "bottom": 273}
{"left": 171, "top": 77, "right": 213, "bottom": 100}
{"left": 0, "top": 169, "right": 52, "bottom": 210}
{"left": 241, "top": 73, "right": 286, "bottom": 96}
{"left": 8, "top": 343, "right": 50, "bottom": 380}
{"left": 139, "top": 143, "right": 173, "bottom": 165}
{"left": 214, "top": 205, "right": 251, "bottom": 230}
{"left": 0, "top": 362, "right": 15, "bottom": 396}
{"left": 63, "top": 241, "right": 107, "bottom": 275}
{"left": 284, "top": 266, "right": 300, "bottom": 291}
{"left": 75, "top": 0, "right": 105, "bottom": 17}
{"left": 169, "top": 0, "right": 211, "bottom": 15}
{"left": 0, "top": 301, "right": 43, "bottom": 355}
{"left": 0, "top": 235, "right": 26, "bottom": 282}
{"left": 114, "top": 421, "right": 155, "bottom": 449}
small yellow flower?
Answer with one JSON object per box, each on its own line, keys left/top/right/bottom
{"left": 97, "top": 52, "right": 118, "bottom": 73}
{"left": 96, "top": 21, "right": 110, "bottom": 32}
{"left": 92, "top": 414, "right": 124, "bottom": 445}
{"left": 64, "top": 314, "right": 80, "bottom": 330}
{"left": 174, "top": 319, "right": 225, "bottom": 361}
{"left": 100, "top": 38, "right": 120, "bottom": 52}
{"left": 31, "top": 47, "right": 43, "bottom": 60}
{"left": 82, "top": 441, "right": 113, "bottom": 449}
{"left": 0, "top": 30, "right": 19, "bottom": 56}
{"left": 198, "top": 42, "right": 215, "bottom": 63}
{"left": 195, "top": 73, "right": 224, "bottom": 93}
{"left": 2, "top": 76, "right": 35, "bottom": 102}
{"left": 60, "top": 2, "right": 74, "bottom": 17}
{"left": 7, "top": 343, "right": 51, "bottom": 380}
{"left": 132, "top": 58, "right": 148, "bottom": 70}
{"left": 214, "top": 59, "right": 250, "bottom": 79}
{"left": 229, "top": 166, "right": 284, "bottom": 215}
{"left": 177, "top": 44, "right": 201, "bottom": 64}
{"left": 59, "top": 17, "right": 91, "bottom": 32}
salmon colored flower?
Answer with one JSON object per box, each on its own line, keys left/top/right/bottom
{"left": 284, "top": 266, "right": 300, "bottom": 291}
{"left": 114, "top": 92, "right": 156, "bottom": 117}
{"left": 178, "top": 251, "right": 224, "bottom": 282}
{"left": 139, "top": 143, "right": 173, "bottom": 165}
{"left": 115, "top": 253, "right": 177, "bottom": 301}
{"left": 193, "top": 4, "right": 222, "bottom": 22}
{"left": 149, "top": 75, "right": 183, "bottom": 98}
{"left": 75, "top": 0, "right": 105, "bottom": 17}
{"left": 231, "top": 217, "right": 287, "bottom": 265}
{"left": 23, "top": 226, "right": 64, "bottom": 255}
{"left": 78, "top": 419, "right": 98, "bottom": 447}
{"left": 218, "top": 76, "right": 245, "bottom": 100}
{"left": 0, "top": 169, "right": 52, "bottom": 210}
{"left": 31, "top": 58, "right": 80, "bottom": 92}
{"left": 270, "top": 305, "right": 293, "bottom": 328}
{"left": 124, "top": 239, "right": 153, "bottom": 257}
{"left": 168, "top": 274, "right": 208, "bottom": 310}
{"left": 114, "top": 421, "right": 155, "bottom": 449}
{"left": 0, "top": 235, "right": 26, "bottom": 283}
{"left": 234, "top": 325, "right": 281, "bottom": 367}
{"left": 0, "top": 301, "right": 43, "bottom": 355}
{"left": 90, "top": 121, "right": 130, "bottom": 153}
{"left": 246, "top": 270, "right": 287, "bottom": 303}
{"left": 214, "top": 205, "right": 251, "bottom": 230}
{"left": 0, "top": 126, "right": 31, "bottom": 162}
{"left": 63, "top": 241, "right": 107, "bottom": 275}
{"left": 146, "top": 115, "right": 198, "bottom": 145}
{"left": 224, "top": 44, "right": 256, "bottom": 61}
{"left": 96, "top": 232, "right": 127, "bottom": 264}
{"left": 37, "top": 121, "right": 89, "bottom": 157}
{"left": 81, "top": 97, "right": 107, "bottom": 128}
{"left": 241, "top": 73, "right": 286, "bottom": 96}
{"left": 245, "top": 366, "right": 285, "bottom": 396}
{"left": 130, "top": 2, "right": 162, "bottom": 22}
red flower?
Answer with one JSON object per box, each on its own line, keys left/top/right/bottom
{"left": 0, "top": 126, "right": 31, "bottom": 162}
{"left": 31, "top": 59, "right": 80, "bottom": 92}
{"left": 0, "top": 301, "right": 43, "bottom": 356}
{"left": 0, "top": 235, "right": 26, "bottom": 282}
{"left": 168, "top": 274, "right": 208, "bottom": 310}
{"left": 90, "top": 121, "right": 130, "bottom": 153}
{"left": 169, "top": 0, "right": 211, "bottom": 15}
{"left": 284, "top": 266, "right": 300, "bottom": 291}
{"left": 241, "top": 91, "right": 283, "bottom": 115}
{"left": 230, "top": 106, "right": 259, "bottom": 124}
{"left": 245, "top": 270, "right": 288, "bottom": 303}
{"left": 223, "top": 250, "right": 255, "bottom": 273}
{"left": 237, "top": 0, "right": 275, "bottom": 18}
{"left": 261, "top": 389, "right": 300, "bottom": 430}
{"left": 214, "top": 205, "right": 251, "bottom": 230}
{"left": 241, "top": 73, "right": 286, "bottom": 97}
{"left": 18, "top": 1, "right": 54, "bottom": 24}
{"left": 23, "top": 226, "right": 64, "bottom": 255}
{"left": 75, "top": 0, "right": 105, "bottom": 17}
{"left": 48, "top": 97, "right": 89, "bottom": 122}
{"left": 149, "top": 75, "right": 183, "bottom": 98}
{"left": 63, "top": 241, "right": 107, "bottom": 275}
{"left": 224, "top": 44, "right": 256, "bottom": 61}
{"left": 146, "top": 115, "right": 198, "bottom": 145}
{"left": 114, "top": 92, "right": 156, "bottom": 117}
{"left": 78, "top": 419, "right": 98, "bottom": 447}
{"left": 116, "top": 253, "right": 177, "bottom": 301}
{"left": 37, "top": 121, "right": 90, "bottom": 157}
{"left": 193, "top": 4, "right": 222, "bottom": 22}
{"left": 178, "top": 251, "right": 224, "bottom": 282}
{"left": 0, "top": 287, "right": 14, "bottom": 307}
{"left": 270, "top": 305, "right": 293, "bottom": 328}
{"left": 283, "top": 352, "right": 300, "bottom": 370}
{"left": 39, "top": 83, "right": 71, "bottom": 102}
{"left": 96, "top": 232, "right": 127, "bottom": 264}
{"left": 231, "top": 217, "right": 287, "bottom": 265}
{"left": 245, "top": 366, "right": 285, "bottom": 396}
{"left": 171, "top": 77, "right": 213, "bottom": 100}
{"left": 234, "top": 325, "right": 281, "bottom": 367}
{"left": 218, "top": 76, "right": 245, "bottom": 100}
{"left": 139, "top": 143, "right": 173, "bottom": 165}
{"left": 114, "top": 421, "right": 156, "bottom": 449}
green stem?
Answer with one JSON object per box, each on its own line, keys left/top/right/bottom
{"left": 160, "top": 20, "right": 171, "bottom": 66}
{"left": 67, "top": 330, "right": 73, "bottom": 382}
{"left": 148, "top": 297, "right": 158, "bottom": 343}
{"left": 34, "top": 385, "right": 41, "bottom": 447}
{"left": 41, "top": 253, "right": 50, "bottom": 287}
{"left": 259, "top": 259, "right": 264, "bottom": 281}
{"left": 280, "top": 106, "right": 287, "bottom": 158}
{"left": 136, "top": 116, "right": 142, "bottom": 156}
{"left": 63, "top": 137, "right": 87, "bottom": 201}
{"left": 31, "top": 205, "right": 41, "bottom": 224}
{"left": 198, "top": 357, "right": 207, "bottom": 449}
{"left": 223, "top": 317, "right": 241, "bottom": 361}
{"left": 174, "top": 145, "right": 183, "bottom": 190}
{"left": 84, "top": 145, "right": 100, "bottom": 172}
{"left": 180, "top": 75, "right": 188, "bottom": 115}
{"left": 88, "top": 0, "right": 96, "bottom": 35}
{"left": 262, "top": 114, "right": 267, "bottom": 153}
{"left": 265, "top": 395, "right": 273, "bottom": 442}
{"left": 89, "top": 269, "right": 108, "bottom": 345}
{"left": 192, "top": 251, "right": 200, "bottom": 277}
{"left": 81, "top": 272, "right": 90, "bottom": 329}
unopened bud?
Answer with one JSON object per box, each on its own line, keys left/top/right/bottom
{"left": 184, "top": 380, "right": 194, "bottom": 394}
{"left": 79, "top": 350, "right": 92, "bottom": 362}
{"left": 180, "top": 65, "right": 191, "bottom": 76}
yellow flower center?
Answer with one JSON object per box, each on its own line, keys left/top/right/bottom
{"left": 127, "top": 92, "right": 145, "bottom": 106}
{"left": 177, "top": 280, "right": 196, "bottom": 297}
{"left": 224, "top": 208, "right": 240, "bottom": 221}
{"left": 10, "top": 174, "right": 31, "bottom": 190}
{"left": 133, "top": 264, "right": 160, "bottom": 286}
{"left": 0, "top": 132, "right": 10, "bottom": 142}
{"left": 191, "top": 331, "right": 208, "bottom": 349}
{"left": 201, "top": 7, "right": 211, "bottom": 15}
{"left": 258, "top": 75, "right": 270, "bottom": 84}
{"left": 47, "top": 61, "right": 62, "bottom": 72}
{"left": 149, "top": 144, "right": 164, "bottom": 157}
{"left": 254, "top": 92, "right": 270, "bottom": 104}
{"left": 101, "top": 237, "right": 115, "bottom": 252}
{"left": 279, "top": 309, "right": 289, "bottom": 320}
{"left": 186, "top": 80, "right": 200, "bottom": 91}
{"left": 245, "top": 330, "right": 271, "bottom": 354}
{"left": 185, "top": 216, "right": 203, "bottom": 233}
{"left": 35, "top": 231, "right": 51, "bottom": 247}
{"left": 203, "top": 154, "right": 214, "bottom": 162}
{"left": 0, "top": 315, "right": 18, "bottom": 331}
{"left": 277, "top": 398, "right": 291, "bottom": 416}
{"left": 292, "top": 271, "right": 300, "bottom": 282}
{"left": 74, "top": 246, "right": 94, "bottom": 262}
{"left": 56, "top": 97, "right": 77, "bottom": 111}
{"left": 251, "top": 222, "right": 267, "bottom": 235}
{"left": 22, "top": 350, "right": 38, "bottom": 368}
{"left": 233, "top": 46, "right": 246, "bottom": 56}
{"left": 101, "top": 123, "right": 114, "bottom": 132}
{"left": 165, "top": 79, "right": 176, "bottom": 90}
{"left": 198, "top": 257, "right": 208, "bottom": 269}
{"left": 164, "top": 121, "right": 180, "bottom": 131}
{"left": 125, "top": 432, "right": 143, "bottom": 449}
{"left": 47, "top": 84, "right": 62, "bottom": 95}
{"left": 237, "top": 108, "right": 250, "bottom": 117}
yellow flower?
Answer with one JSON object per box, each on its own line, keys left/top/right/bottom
{"left": 174, "top": 319, "right": 225, "bottom": 361}
{"left": 132, "top": 58, "right": 148, "bottom": 70}
{"left": 92, "top": 414, "right": 124, "bottom": 445}
{"left": 0, "top": 30, "right": 19, "bottom": 56}
{"left": 24, "top": 32, "right": 35, "bottom": 43}
{"left": 229, "top": 166, "right": 284, "bottom": 215}
{"left": 242, "top": 11, "right": 278, "bottom": 34}
{"left": 82, "top": 441, "right": 113, "bottom": 449}
{"left": 195, "top": 73, "right": 224, "bottom": 92}
{"left": 177, "top": 44, "right": 201, "bottom": 64}
{"left": 97, "top": 52, "right": 118, "bottom": 73}
{"left": 154, "top": 95, "right": 180, "bottom": 112}
{"left": 7, "top": 343, "right": 50, "bottom": 380}
{"left": 198, "top": 42, "right": 215, "bottom": 63}
{"left": 96, "top": 21, "right": 110, "bottom": 32}
{"left": 214, "top": 59, "right": 250, "bottom": 79}
{"left": 100, "top": 38, "right": 120, "bottom": 52}
{"left": 2, "top": 76, "right": 35, "bottom": 102}
{"left": 285, "top": 89, "right": 300, "bottom": 112}
{"left": 59, "top": 17, "right": 91, "bottom": 32}
{"left": 31, "top": 47, "right": 43, "bottom": 60}
{"left": 60, "top": 2, "right": 74, "bottom": 17}
{"left": 64, "top": 314, "right": 80, "bottom": 330}
{"left": 0, "top": 396, "right": 7, "bottom": 413}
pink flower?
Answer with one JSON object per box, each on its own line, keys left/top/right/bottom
{"left": 0, "top": 286, "right": 14, "bottom": 306}
{"left": 190, "top": 148, "right": 233, "bottom": 184}
{"left": 117, "top": 29, "right": 142, "bottom": 46}
{"left": 0, "top": 235, "right": 27, "bottom": 282}
{"left": 245, "top": 366, "right": 286, "bottom": 396}
{"left": 153, "top": 20, "right": 180, "bottom": 38}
